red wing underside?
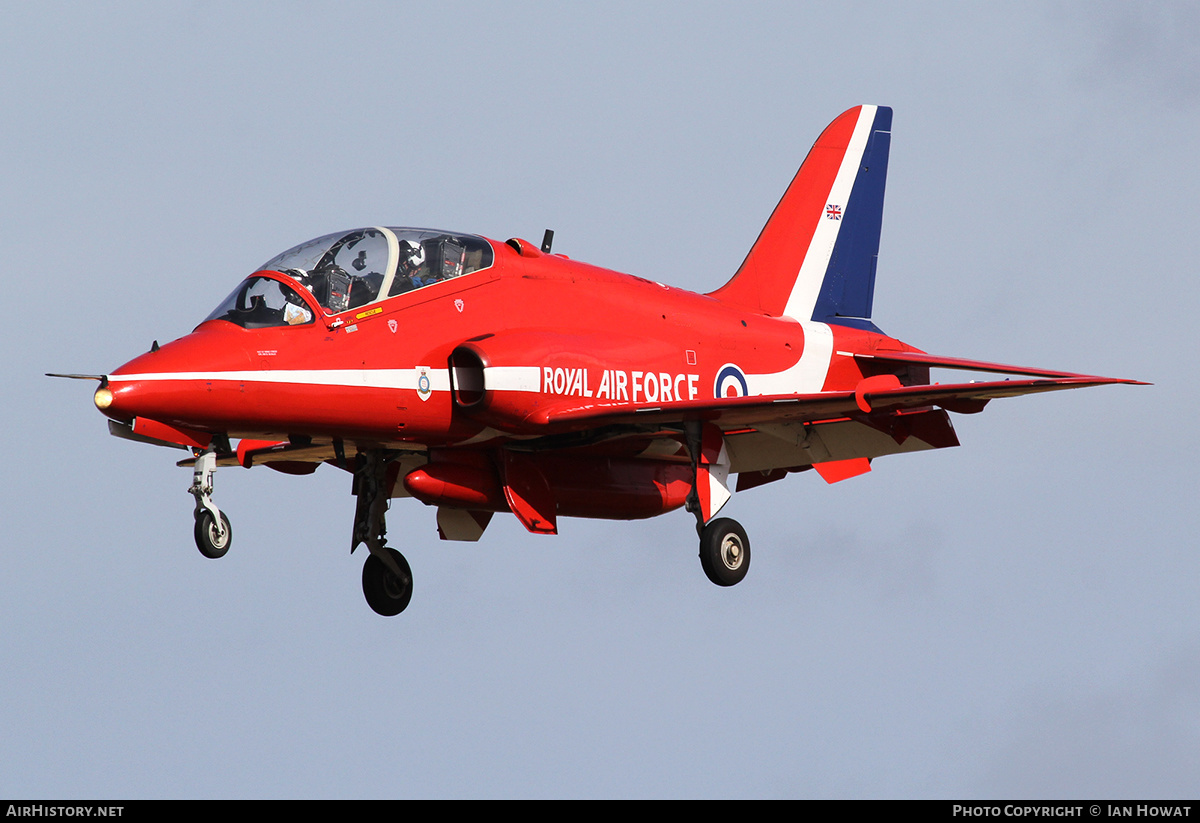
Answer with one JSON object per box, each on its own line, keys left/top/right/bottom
{"left": 519, "top": 372, "right": 1138, "bottom": 488}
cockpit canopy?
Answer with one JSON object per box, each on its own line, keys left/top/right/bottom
{"left": 206, "top": 227, "right": 494, "bottom": 328}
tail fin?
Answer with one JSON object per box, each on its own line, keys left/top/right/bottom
{"left": 709, "top": 105, "right": 892, "bottom": 331}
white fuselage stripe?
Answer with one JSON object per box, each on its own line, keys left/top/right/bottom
{"left": 108, "top": 366, "right": 545, "bottom": 394}
{"left": 484, "top": 366, "right": 542, "bottom": 393}
{"left": 745, "top": 321, "right": 834, "bottom": 395}
{"left": 111, "top": 349, "right": 837, "bottom": 400}
{"left": 110, "top": 369, "right": 449, "bottom": 391}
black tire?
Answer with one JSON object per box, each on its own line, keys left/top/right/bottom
{"left": 699, "top": 517, "right": 750, "bottom": 587}
{"left": 362, "top": 548, "right": 413, "bottom": 616}
{"left": 194, "top": 510, "right": 232, "bottom": 559}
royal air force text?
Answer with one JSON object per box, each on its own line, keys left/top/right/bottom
{"left": 543, "top": 367, "right": 700, "bottom": 402}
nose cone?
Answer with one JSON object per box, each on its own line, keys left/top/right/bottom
{"left": 101, "top": 325, "right": 252, "bottom": 427}
{"left": 93, "top": 384, "right": 116, "bottom": 413}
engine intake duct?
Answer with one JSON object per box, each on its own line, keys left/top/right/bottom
{"left": 448, "top": 344, "right": 487, "bottom": 409}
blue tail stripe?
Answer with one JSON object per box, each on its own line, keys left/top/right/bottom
{"left": 812, "top": 106, "right": 892, "bottom": 331}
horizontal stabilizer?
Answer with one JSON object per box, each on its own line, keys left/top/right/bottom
{"left": 854, "top": 351, "right": 1148, "bottom": 382}
{"left": 850, "top": 375, "right": 1135, "bottom": 415}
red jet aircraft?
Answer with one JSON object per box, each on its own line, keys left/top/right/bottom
{"left": 54, "top": 105, "right": 1141, "bottom": 616}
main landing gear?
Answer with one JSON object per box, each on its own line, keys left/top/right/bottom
{"left": 683, "top": 420, "right": 751, "bottom": 588}
{"left": 190, "top": 449, "right": 231, "bottom": 559}
{"left": 698, "top": 517, "right": 750, "bottom": 587}
{"left": 362, "top": 547, "right": 413, "bottom": 616}
{"left": 352, "top": 450, "right": 413, "bottom": 616}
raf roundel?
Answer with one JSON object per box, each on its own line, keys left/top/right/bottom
{"left": 714, "top": 363, "right": 749, "bottom": 398}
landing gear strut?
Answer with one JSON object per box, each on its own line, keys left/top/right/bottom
{"left": 352, "top": 450, "right": 413, "bottom": 615}
{"left": 190, "top": 449, "right": 231, "bottom": 558}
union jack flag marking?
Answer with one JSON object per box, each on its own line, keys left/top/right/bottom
{"left": 826, "top": 204, "right": 842, "bottom": 220}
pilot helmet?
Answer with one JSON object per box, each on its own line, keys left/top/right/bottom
{"left": 400, "top": 239, "right": 425, "bottom": 267}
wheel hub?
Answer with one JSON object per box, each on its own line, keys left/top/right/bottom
{"left": 720, "top": 536, "right": 743, "bottom": 569}
{"left": 382, "top": 570, "right": 407, "bottom": 600}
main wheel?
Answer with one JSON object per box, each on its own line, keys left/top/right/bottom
{"left": 699, "top": 517, "right": 750, "bottom": 587}
{"left": 194, "top": 510, "right": 232, "bottom": 559}
{"left": 362, "top": 548, "right": 413, "bottom": 616}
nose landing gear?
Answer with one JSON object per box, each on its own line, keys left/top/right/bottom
{"left": 190, "top": 449, "right": 232, "bottom": 559}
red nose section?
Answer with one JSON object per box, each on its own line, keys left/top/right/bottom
{"left": 101, "top": 324, "right": 252, "bottom": 428}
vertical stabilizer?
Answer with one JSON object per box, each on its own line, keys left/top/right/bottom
{"left": 709, "top": 105, "right": 892, "bottom": 330}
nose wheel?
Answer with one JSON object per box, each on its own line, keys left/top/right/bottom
{"left": 699, "top": 517, "right": 750, "bottom": 586}
{"left": 194, "top": 509, "right": 232, "bottom": 558}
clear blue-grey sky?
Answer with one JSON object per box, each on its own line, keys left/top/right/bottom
{"left": 5, "top": 1, "right": 1195, "bottom": 798}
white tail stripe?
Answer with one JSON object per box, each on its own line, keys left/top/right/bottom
{"left": 782, "top": 105, "right": 877, "bottom": 322}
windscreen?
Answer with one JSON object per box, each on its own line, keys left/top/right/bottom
{"left": 204, "top": 276, "right": 315, "bottom": 329}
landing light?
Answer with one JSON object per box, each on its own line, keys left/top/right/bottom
{"left": 94, "top": 387, "right": 113, "bottom": 410}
